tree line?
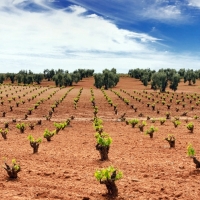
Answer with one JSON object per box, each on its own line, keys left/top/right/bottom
{"left": 128, "top": 68, "right": 200, "bottom": 92}
{"left": 0, "top": 69, "right": 94, "bottom": 86}
{"left": 0, "top": 67, "right": 199, "bottom": 92}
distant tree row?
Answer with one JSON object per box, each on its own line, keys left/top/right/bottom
{"left": 52, "top": 69, "right": 94, "bottom": 87}
{"left": 128, "top": 68, "right": 200, "bottom": 92}
{"left": 0, "top": 69, "right": 94, "bottom": 86}
{"left": 0, "top": 70, "right": 43, "bottom": 85}
{"left": 1, "top": 67, "right": 199, "bottom": 91}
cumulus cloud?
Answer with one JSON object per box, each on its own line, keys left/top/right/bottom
{"left": 0, "top": 0, "right": 200, "bottom": 73}
{"left": 134, "top": 0, "right": 187, "bottom": 23}
{"left": 141, "top": 4, "right": 181, "bottom": 21}
{"left": 188, "top": 0, "right": 200, "bottom": 8}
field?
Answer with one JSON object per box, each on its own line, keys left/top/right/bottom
{"left": 0, "top": 77, "right": 200, "bottom": 200}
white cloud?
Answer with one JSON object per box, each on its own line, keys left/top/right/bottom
{"left": 13, "top": 0, "right": 28, "bottom": 5}
{"left": 0, "top": 0, "right": 200, "bottom": 74}
{"left": 139, "top": 2, "right": 183, "bottom": 22}
{"left": 71, "top": 0, "right": 187, "bottom": 23}
{"left": 188, "top": 0, "right": 200, "bottom": 7}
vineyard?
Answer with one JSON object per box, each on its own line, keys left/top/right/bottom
{"left": 0, "top": 76, "right": 200, "bottom": 200}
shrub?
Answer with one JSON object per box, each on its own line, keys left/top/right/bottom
{"left": 159, "top": 118, "right": 166, "bottom": 125}
{"left": 95, "top": 132, "right": 112, "bottom": 161}
{"left": 128, "top": 118, "right": 139, "bottom": 128}
{"left": 165, "top": 112, "right": 171, "bottom": 119}
{"left": 162, "top": 101, "right": 165, "bottom": 105}
{"left": 3, "top": 159, "right": 21, "bottom": 179}
{"left": 173, "top": 120, "right": 181, "bottom": 128}
{"left": 93, "top": 118, "right": 103, "bottom": 132}
{"left": 37, "top": 120, "right": 42, "bottom": 125}
{"left": 34, "top": 103, "right": 39, "bottom": 109}
{"left": 182, "top": 103, "right": 186, "bottom": 108}
{"left": 186, "top": 122, "right": 194, "bottom": 133}
{"left": 95, "top": 132, "right": 112, "bottom": 147}
{"left": 187, "top": 143, "right": 195, "bottom": 157}
{"left": 0, "top": 128, "right": 8, "bottom": 140}
{"left": 4, "top": 122, "right": 9, "bottom": 128}
{"left": 94, "top": 166, "right": 122, "bottom": 197}
{"left": 54, "top": 122, "right": 65, "bottom": 134}
{"left": 145, "top": 126, "right": 158, "bottom": 138}
{"left": 94, "top": 166, "right": 123, "bottom": 181}
{"left": 29, "top": 123, "right": 35, "bottom": 130}
{"left": 51, "top": 105, "right": 56, "bottom": 111}
{"left": 28, "top": 134, "right": 42, "bottom": 153}
{"left": 93, "top": 106, "right": 98, "bottom": 116}
{"left": 53, "top": 122, "right": 62, "bottom": 134}
{"left": 165, "top": 134, "right": 175, "bottom": 148}
{"left": 124, "top": 98, "right": 129, "bottom": 105}
{"left": 90, "top": 97, "right": 95, "bottom": 103}
{"left": 16, "top": 123, "right": 26, "bottom": 133}
{"left": 28, "top": 108, "right": 33, "bottom": 115}
{"left": 16, "top": 102, "right": 20, "bottom": 107}
{"left": 43, "top": 129, "right": 55, "bottom": 141}
{"left": 2, "top": 112, "right": 6, "bottom": 117}
{"left": 138, "top": 121, "right": 147, "bottom": 132}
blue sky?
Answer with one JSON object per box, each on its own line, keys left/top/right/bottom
{"left": 1, "top": 0, "right": 200, "bottom": 73}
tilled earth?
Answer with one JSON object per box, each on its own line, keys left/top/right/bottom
{"left": 0, "top": 77, "right": 200, "bottom": 200}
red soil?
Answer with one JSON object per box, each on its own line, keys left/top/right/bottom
{"left": 0, "top": 77, "right": 200, "bottom": 200}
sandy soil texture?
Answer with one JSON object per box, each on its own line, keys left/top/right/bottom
{"left": 0, "top": 77, "right": 200, "bottom": 200}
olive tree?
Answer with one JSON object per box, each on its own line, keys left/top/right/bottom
{"left": 85, "top": 69, "right": 94, "bottom": 77}
{"left": 63, "top": 73, "right": 73, "bottom": 86}
{"left": 151, "top": 69, "right": 180, "bottom": 92}
{"left": 151, "top": 71, "right": 168, "bottom": 92}
{"left": 33, "top": 74, "right": 44, "bottom": 84}
{"left": 16, "top": 74, "right": 22, "bottom": 84}
{"left": 71, "top": 72, "right": 81, "bottom": 84}
{"left": 6, "top": 73, "right": 15, "bottom": 84}
{"left": 169, "top": 73, "right": 180, "bottom": 91}
{"left": 184, "top": 69, "right": 197, "bottom": 85}
{"left": 128, "top": 68, "right": 142, "bottom": 79}
{"left": 53, "top": 71, "right": 83, "bottom": 87}
{"left": 44, "top": 69, "right": 55, "bottom": 81}
{"left": 0, "top": 74, "right": 5, "bottom": 84}
{"left": 16, "top": 70, "right": 33, "bottom": 85}
{"left": 53, "top": 73, "right": 64, "bottom": 87}
{"left": 178, "top": 68, "right": 185, "bottom": 78}
{"left": 94, "top": 73, "right": 104, "bottom": 88}
{"left": 140, "top": 70, "right": 153, "bottom": 87}
{"left": 128, "top": 68, "right": 154, "bottom": 87}
{"left": 26, "top": 75, "right": 33, "bottom": 84}
{"left": 94, "top": 69, "right": 119, "bottom": 90}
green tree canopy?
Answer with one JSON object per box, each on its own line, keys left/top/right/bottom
{"left": 44, "top": 69, "right": 55, "bottom": 81}
{"left": 33, "top": 74, "right": 44, "bottom": 84}
{"left": 52, "top": 69, "right": 93, "bottom": 87}
{"left": 6, "top": 73, "right": 15, "bottom": 84}
{"left": 0, "top": 74, "right": 5, "bottom": 84}
{"left": 169, "top": 73, "right": 180, "bottom": 91}
{"left": 94, "top": 68, "right": 119, "bottom": 89}
{"left": 184, "top": 69, "right": 197, "bottom": 85}
{"left": 151, "top": 69, "right": 180, "bottom": 92}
